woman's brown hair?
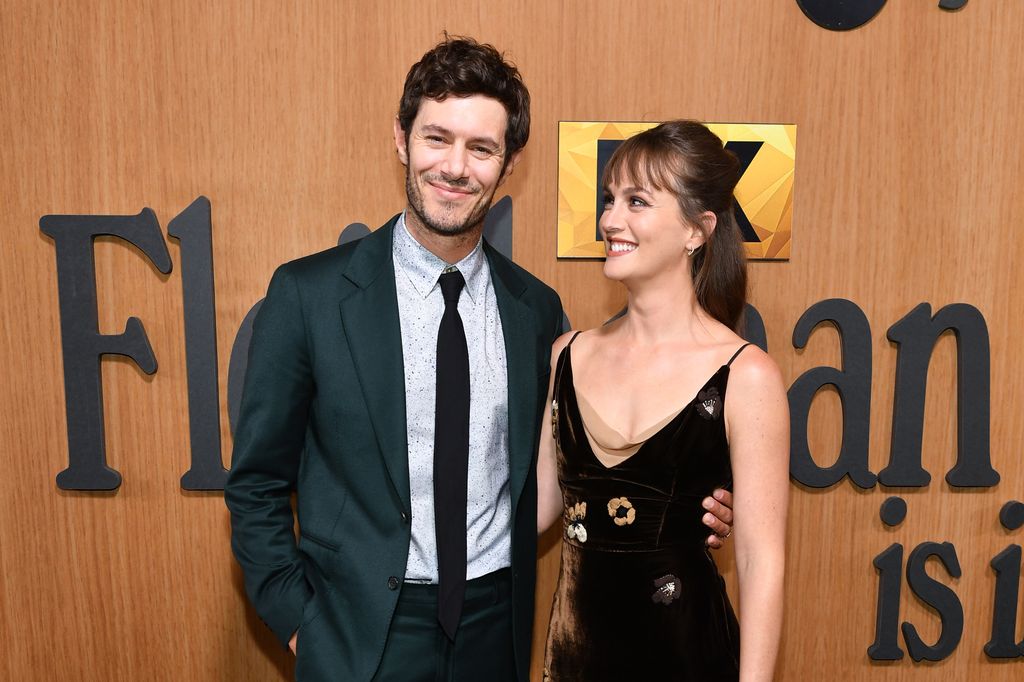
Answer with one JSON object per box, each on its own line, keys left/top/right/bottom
{"left": 601, "top": 120, "right": 748, "bottom": 330}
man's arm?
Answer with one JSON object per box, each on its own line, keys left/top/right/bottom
{"left": 224, "top": 265, "right": 314, "bottom": 648}
{"left": 703, "top": 488, "right": 734, "bottom": 549}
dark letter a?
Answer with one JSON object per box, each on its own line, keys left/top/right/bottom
{"left": 788, "top": 299, "right": 876, "bottom": 488}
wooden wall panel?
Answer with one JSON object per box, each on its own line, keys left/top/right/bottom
{"left": 3, "top": 1, "right": 1023, "bottom": 679}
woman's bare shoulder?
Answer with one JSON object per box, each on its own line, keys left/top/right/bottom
{"left": 727, "top": 343, "right": 786, "bottom": 399}
{"left": 549, "top": 328, "right": 588, "bottom": 365}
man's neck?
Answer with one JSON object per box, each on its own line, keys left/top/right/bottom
{"left": 403, "top": 210, "right": 484, "bottom": 265}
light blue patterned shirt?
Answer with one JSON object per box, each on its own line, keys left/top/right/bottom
{"left": 392, "top": 214, "right": 511, "bottom": 582}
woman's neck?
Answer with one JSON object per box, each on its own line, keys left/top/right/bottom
{"left": 618, "top": 270, "right": 716, "bottom": 346}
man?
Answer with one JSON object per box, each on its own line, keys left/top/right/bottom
{"left": 225, "top": 37, "right": 734, "bottom": 681}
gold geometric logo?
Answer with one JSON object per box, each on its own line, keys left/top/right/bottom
{"left": 557, "top": 121, "right": 796, "bottom": 260}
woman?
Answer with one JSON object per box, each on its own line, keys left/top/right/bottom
{"left": 537, "top": 120, "right": 789, "bottom": 681}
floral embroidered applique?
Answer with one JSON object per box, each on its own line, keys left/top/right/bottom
{"left": 607, "top": 496, "right": 636, "bottom": 526}
{"left": 565, "top": 501, "right": 587, "bottom": 543}
{"left": 696, "top": 386, "right": 721, "bottom": 420}
{"left": 651, "top": 574, "right": 681, "bottom": 605}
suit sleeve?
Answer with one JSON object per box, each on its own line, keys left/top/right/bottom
{"left": 546, "top": 289, "right": 566, "bottom": 345}
{"left": 224, "top": 265, "right": 313, "bottom": 647}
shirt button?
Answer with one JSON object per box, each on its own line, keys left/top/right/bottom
{"left": 387, "top": 576, "right": 400, "bottom": 590}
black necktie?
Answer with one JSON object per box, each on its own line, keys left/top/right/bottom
{"left": 434, "top": 269, "right": 470, "bottom": 640}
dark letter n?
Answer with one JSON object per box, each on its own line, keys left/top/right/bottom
{"left": 882, "top": 303, "right": 997, "bottom": 487}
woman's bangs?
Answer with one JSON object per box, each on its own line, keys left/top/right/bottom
{"left": 602, "top": 137, "right": 678, "bottom": 194}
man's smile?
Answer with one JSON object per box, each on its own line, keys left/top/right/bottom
{"left": 427, "top": 178, "right": 477, "bottom": 200}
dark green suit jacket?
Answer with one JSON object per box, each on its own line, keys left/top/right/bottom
{"left": 225, "top": 216, "right": 563, "bottom": 681}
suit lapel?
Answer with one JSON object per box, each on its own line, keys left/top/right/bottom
{"left": 337, "top": 228, "right": 539, "bottom": 516}
{"left": 338, "top": 218, "right": 411, "bottom": 510}
{"left": 486, "top": 243, "right": 536, "bottom": 517}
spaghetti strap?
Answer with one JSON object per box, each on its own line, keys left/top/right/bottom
{"left": 553, "top": 331, "right": 584, "bottom": 399}
{"left": 726, "top": 342, "right": 753, "bottom": 367}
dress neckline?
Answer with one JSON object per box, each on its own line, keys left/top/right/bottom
{"left": 564, "top": 342, "right": 731, "bottom": 471}
{"left": 576, "top": 389, "right": 681, "bottom": 452}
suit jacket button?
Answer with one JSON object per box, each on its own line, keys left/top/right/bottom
{"left": 387, "top": 576, "right": 400, "bottom": 590}
{"left": 400, "top": 511, "right": 409, "bottom": 524}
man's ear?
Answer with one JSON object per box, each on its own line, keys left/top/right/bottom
{"left": 497, "top": 150, "right": 523, "bottom": 187}
{"left": 393, "top": 117, "right": 409, "bottom": 166}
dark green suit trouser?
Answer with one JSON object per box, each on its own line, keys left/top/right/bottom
{"left": 372, "top": 569, "right": 517, "bottom": 682}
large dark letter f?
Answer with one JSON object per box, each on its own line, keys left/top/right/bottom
{"left": 41, "top": 209, "right": 171, "bottom": 490}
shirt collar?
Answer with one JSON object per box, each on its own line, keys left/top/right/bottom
{"left": 393, "top": 212, "right": 487, "bottom": 303}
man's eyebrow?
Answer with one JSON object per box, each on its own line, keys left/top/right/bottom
{"left": 419, "top": 124, "right": 452, "bottom": 136}
{"left": 468, "top": 134, "right": 502, "bottom": 149}
{"left": 419, "top": 124, "right": 501, "bottom": 150}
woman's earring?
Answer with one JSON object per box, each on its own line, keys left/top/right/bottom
{"left": 686, "top": 246, "right": 696, "bottom": 257}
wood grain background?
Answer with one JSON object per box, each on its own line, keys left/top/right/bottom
{"left": 3, "top": 1, "right": 1022, "bottom": 679}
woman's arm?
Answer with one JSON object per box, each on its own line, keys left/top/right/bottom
{"left": 726, "top": 347, "right": 790, "bottom": 682}
{"left": 537, "top": 331, "right": 578, "bottom": 535}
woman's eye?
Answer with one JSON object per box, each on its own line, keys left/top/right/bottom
{"left": 601, "top": 194, "right": 613, "bottom": 207}
{"left": 629, "top": 197, "right": 648, "bottom": 207}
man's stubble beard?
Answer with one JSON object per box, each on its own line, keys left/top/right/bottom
{"left": 405, "top": 166, "right": 494, "bottom": 238}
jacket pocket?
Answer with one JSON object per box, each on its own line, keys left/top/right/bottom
{"left": 299, "top": 528, "right": 340, "bottom": 552}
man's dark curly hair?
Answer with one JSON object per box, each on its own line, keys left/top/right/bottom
{"left": 398, "top": 36, "right": 531, "bottom": 162}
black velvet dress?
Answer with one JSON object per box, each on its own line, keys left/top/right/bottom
{"left": 543, "top": 335, "right": 745, "bottom": 681}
